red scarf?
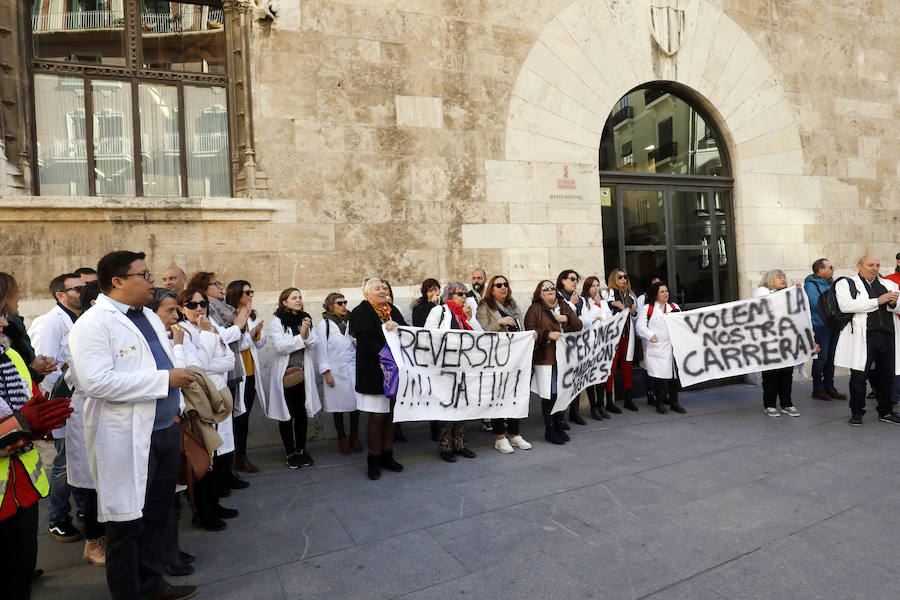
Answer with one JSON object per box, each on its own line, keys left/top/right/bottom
{"left": 446, "top": 301, "right": 472, "bottom": 330}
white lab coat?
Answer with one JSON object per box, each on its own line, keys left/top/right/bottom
{"left": 834, "top": 275, "right": 900, "bottom": 372}
{"left": 424, "top": 304, "right": 484, "bottom": 330}
{"left": 264, "top": 315, "right": 322, "bottom": 421}
{"left": 67, "top": 295, "right": 173, "bottom": 523}
{"left": 602, "top": 289, "right": 637, "bottom": 361}
{"left": 180, "top": 320, "right": 236, "bottom": 454}
{"left": 234, "top": 316, "right": 267, "bottom": 416}
{"left": 314, "top": 317, "right": 357, "bottom": 412}
{"left": 62, "top": 372, "right": 92, "bottom": 489}
{"left": 29, "top": 304, "right": 75, "bottom": 437}
{"left": 579, "top": 296, "right": 612, "bottom": 326}
{"left": 635, "top": 301, "right": 680, "bottom": 379}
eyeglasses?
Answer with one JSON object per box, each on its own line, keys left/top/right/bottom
{"left": 184, "top": 300, "right": 209, "bottom": 310}
{"left": 493, "top": 282, "right": 509, "bottom": 289}
{"left": 63, "top": 285, "right": 85, "bottom": 293}
{"left": 453, "top": 291, "right": 467, "bottom": 297}
{"left": 541, "top": 285, "right": 556, "bottom": 292}
{"left": 618, "top": 274, "right": 629, "bottom": 280}
{"left": 212, "top": 281, "right": 224, "bottom": 289}
{"left": 122, "top": 270, "right": 152, "bottom": 281}
{"left": 243, "top": 290, "right": 254, "bottom": 296}
{"left": 334, "top": 300, "right": 347, "bottom": 306}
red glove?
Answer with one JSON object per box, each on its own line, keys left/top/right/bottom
{"left": 19, "top": 395, "right": 74, "bottom": 439}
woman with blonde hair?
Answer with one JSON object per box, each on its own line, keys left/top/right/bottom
{"left": 602, "top": 268, "right": 639, "bottom": 413}
{"left": 349, "top": 278, "right": 407, "bottom": 480}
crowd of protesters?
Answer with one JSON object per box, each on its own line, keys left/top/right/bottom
{"left": 2, "top": 250, "right": 899, "bottom": 600}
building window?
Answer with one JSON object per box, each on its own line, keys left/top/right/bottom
{"left": 599, "top": 85, "right": 735, "bottom": 309}
{"left": 29, "top": 1, "right": 230, "bottom": 197}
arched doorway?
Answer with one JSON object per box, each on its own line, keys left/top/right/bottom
{"left": 599, "top": 84, "right": 737, "bottom": 309}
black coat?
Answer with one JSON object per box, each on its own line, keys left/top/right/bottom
{"left": 349, "top": 301, "right": 407, "bottom": 395}
{"left": 411, "top": 300, "right": 436, "bottom": 327}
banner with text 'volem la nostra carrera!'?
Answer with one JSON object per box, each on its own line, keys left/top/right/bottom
{"left": 665, "top": 286, "right": 816, "bottom": 388}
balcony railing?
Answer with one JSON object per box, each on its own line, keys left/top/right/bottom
{"left": 32, "top": 9, "right": 224, "bottom": 33}
{"left": 52, "top": 138, "right": 87, "bottom": 158}
{"left": 192, "top": 132, "right": 227, "bottom": 152}
{"left": 95, "top": 137, "right": 132, "bottom": 157}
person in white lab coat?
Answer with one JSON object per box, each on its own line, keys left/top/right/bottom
{"left": 834, "top": 255, "right": 900, "bottom": 426}
{"left": 29, "top": 272, "right": 85, "bottom": 543}
{"left": 225, "top": 280, "right": 267, "bottom": 473}
{"left": 635, "top": 282, "right": 685, "bottom": 415}
{"left": 177, "top": 288, "right": 241, "bottom": 532}
{"left": 266, "top": 288, "right": 320, "bottom": 469}
{"left": 316, "top": 293, "right": 361, "bottom": 455}
{"left": 579, "top": 276, "right": 613, "bottom": 420}
{"left": 67, "top": 251, "right": 197, "bottom": 600}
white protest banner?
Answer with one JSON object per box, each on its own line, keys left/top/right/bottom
{"left": 552, "top": 310, "right": 630, "bottom": 414}
{"left": 383, "top": 325, "right": 536, "bottom": 422}
{"left": 666, "top": 286, "right": 816, "bottom": 387}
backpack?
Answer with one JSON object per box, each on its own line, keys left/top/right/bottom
{"left": 816, "top": 277, "right": 857, "bottom": 333}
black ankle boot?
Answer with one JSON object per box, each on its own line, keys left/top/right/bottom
{"left": 553, "top": 416, "right": 570, "bottom": 442}
{"left": 605, "top": 389, "right": 622, "bottom": 414}
{"left": 367, "top": 454, "right": 381, "bottom": 480}
{"left": 588, "top": 391, "right": 604, "bottom": 421}
{"left": 670, "top": 389, "right": 686, "bottom": 414}
{"left": 623, "top": 390, "right": 639, "bottom": 412}
{"left": 569, "top": 400, "right": 587, "bottom": 425}
{"left": 379, "top": 450, "right": 403, "bottom": 472}
{"left": 646, "top": 389, "right": 656, "bottom": 406}
{"left": 542, "top": 400, "right": 563, "bottom": 443}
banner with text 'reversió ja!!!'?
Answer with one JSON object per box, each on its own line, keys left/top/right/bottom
{"left": 383, "top": 325, "right": 536, "bottom": 422}
{"left": 552, "top": 310, "right": 631, "bottom": 414}
{"left": 666, "top": 286, "right": 816, "bottom": 388}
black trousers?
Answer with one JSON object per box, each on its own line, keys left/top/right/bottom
{"left": 492, "top": 418, "right": 520, "bottom": 436}
{"left": 278, "top": 384, "right": 308, "bottom": 455}
{"left": 72, "top": 486, "right": 104, "bottom": 540}
{"left": 233, "top": 375, "right": 256, "bottom": 456}
{"left": 651, "top": 377, "right": 680, "bottom": 406}
{"left": 105, "top": 424, "right": 180, "bottom": 600}
{"left": 0, "top": 502, "right": 38, "bottom": 600}
{"left": 333, "top": 410, "right": 360, "bottom": 436}
{"left": 762, "top": 367, "right": 794, "bottom": 409}
{"left": 164, "top": 490, "right": 184, "bottom": 564}
{"left": 850, "top": 331, "right": 896, "bottom": 417}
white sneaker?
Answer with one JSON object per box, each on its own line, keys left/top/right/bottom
{"left": 509, "top": 435, "right": 532, "bottom": 450}
{"left": 494, "top": 437, "right": 514, "bottom": 454}
{"left": 781, "top": 406, "right": 800, "bottom": 417}
{"left": 764, "top": 408, "right": 780, "bottom": 417}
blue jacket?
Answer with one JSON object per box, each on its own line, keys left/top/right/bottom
{"left": 804, "top": 274, "right": 831, "bottom": 327}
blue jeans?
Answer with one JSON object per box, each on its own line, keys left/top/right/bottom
{"left": 812, "top": 325, "right": 838, "bottom": 391}
{"left": 48, "top": 438, "right": 86, "bottom": 524}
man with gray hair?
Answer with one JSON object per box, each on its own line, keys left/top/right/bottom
{"left": 834, "top": 255, "right": 900, "bottom": 426}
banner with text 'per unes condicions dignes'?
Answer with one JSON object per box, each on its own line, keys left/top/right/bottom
{"left": 383, "top": 325, "right": 536, "bottom": 422}
{"left": 551, "top": 310, "right": 630, "bottom": 414}
{"left": 666, "top": 286, "right": 816, "bottom": 388}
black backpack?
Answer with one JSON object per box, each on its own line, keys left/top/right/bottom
{"left": 816, "top": 277, "right": 857, "bottom": 333}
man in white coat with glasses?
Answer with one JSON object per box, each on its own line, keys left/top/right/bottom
{"left": 68, "top": 251, "right": 197, "bottom": 600}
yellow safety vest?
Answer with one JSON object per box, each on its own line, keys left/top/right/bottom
{"left": 0, "top": 349, "right": 50, "bottom": 507}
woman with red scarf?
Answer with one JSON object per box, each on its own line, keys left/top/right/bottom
{"left": 424, "top": 282, "right": 482, "bottom": 462}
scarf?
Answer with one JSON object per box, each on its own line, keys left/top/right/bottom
{"left": 207, "top": 297, "right": 236, "bottom": 328}
{"left": 542, "top": 298, "right": 558, "bottom": 310}
{"left": 0, "top": 352, "right": 29, "bottom": 413}
{"left": 446, "top": 301, "right": 472, "bottom": 330}
{"left": 369, "top": 301, "right": 392, "bottom": 323}
{"left": 321, "top": 311, "right": 348, "bottom": 336}
{"left": 559, "top": 288, "right": 584, "bottom": 313}
{"left": 276, "top": 308, "right": 311, "bottom": 335}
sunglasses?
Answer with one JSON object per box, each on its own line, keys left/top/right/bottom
{"left": 493, "top": 282, "right": 509, "bottom": 289}
{"left": 184, "top": 300, "right": 209, "bottom": 310}
{"left": 567, "top": 276, "right": 578, "bottom": 282}
{"left": 63, "top": 285, "right": 85, "bottom": 293}
{"left": 618, "top": 274, "right": 629, "bottom": 280}
{"left": 212, "top": 281, "right": 224, "bottom": 289}
{"left": 243, "top": 290, "right": 254, "bottom": 296}
{"left": 453, "top": 291, "right": 467, "bottom": 297}
{"left": 334, "top": 300, "right": 347, "bottom": 306}
{"left": 541, "top": 285, "right": 556, "bottom": 292}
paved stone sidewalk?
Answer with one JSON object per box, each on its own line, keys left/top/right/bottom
{"left": 32, "top": 377, "right": 900, "bottom": 599}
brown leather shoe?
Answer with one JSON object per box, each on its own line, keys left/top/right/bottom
{"left": 338, "top": 435, "right": 350, "bottom": 455}
{"left": 811, "top": 390, "right": 831, "bottom": 401}
{"left": 234, "top": 455, "right": 259, "bottom": 474}
{"left": 148, "top": 584, "right": 198, "bottom": 600}
{"left": 826, "top": 388, "right": 847, "bottom": 400}
{"left": 349, "top": 433, "right": 363, "bottom": 453}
